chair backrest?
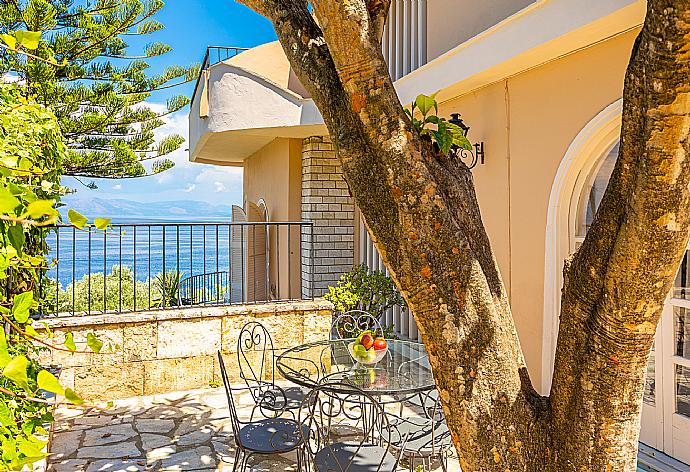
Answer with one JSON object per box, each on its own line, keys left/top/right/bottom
{"left": 237, "top": 321, "right": 279, "bottom": 406}
{"left": 299, "top": 382, "right": 401, "bottom": 472}
{"left": 330, "top": 310, "right": 384, "bottom": 340}
{"left": 216, "top": 351, "right": 242, "bottom": 442}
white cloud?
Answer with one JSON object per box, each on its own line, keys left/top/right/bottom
{"left": 112, "top": 184, "right": 122, "bottom": 190}
{"left": 214, "top": 181, "right": 227, "bottom": 193}
{"left": 182, "top": 184, "right": 196, "bottom": 193}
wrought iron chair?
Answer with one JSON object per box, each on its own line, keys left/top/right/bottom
{"left": 217, "top": 351, "right": 307, "bottom": 471}
{"left": 385, "top": 389, "right": 452, "bottom": 472}
{"left": 299, "top": 382, "right": 409, "bottom": 472}
{"left": 237, "top": 321, "right": 310, "bottom": 417}
{"left": 330, "top": 310, "right": 385, "bottom": 340}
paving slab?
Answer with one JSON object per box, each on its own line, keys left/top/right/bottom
{"left": 49, "top": 386, "right": 460, "bottom": 472}
{"left": 134, "top": 418, "right": 175, "bottom": 434}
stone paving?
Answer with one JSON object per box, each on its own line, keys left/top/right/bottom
{"left": 48, "top": 386, "right": 460, "bottom": 472}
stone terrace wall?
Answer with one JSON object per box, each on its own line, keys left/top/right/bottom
{"left": 37, "top": 300, "right": 333, "bottom": 401}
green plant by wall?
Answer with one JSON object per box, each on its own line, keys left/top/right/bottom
{"left": 0, "top": 84, "right": 104, "bottom": 470}
{"left": 405, "top": 93, "right": 473, "bottom": 155}
{"left": 324, "top": 264, "right": 406, "bottom": 319}
{"left": 152, "top": 270, "right": 183, "bottom": 307}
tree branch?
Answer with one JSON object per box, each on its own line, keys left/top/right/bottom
{"left": 366, "top": 0, "right": 392, "bottom": 44}
{"left": 550, "top": 1, "right": 690, "bottom": 469}
{"left": 241, "top": 0, "right": 545, "bottom": 469}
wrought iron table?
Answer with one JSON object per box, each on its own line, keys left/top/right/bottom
{"left": 276, "top": 338, "right": 435, "bottom": 397}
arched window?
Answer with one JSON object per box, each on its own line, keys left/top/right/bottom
{"left": 574, "top": 142, "right": 618, "bottom": 245}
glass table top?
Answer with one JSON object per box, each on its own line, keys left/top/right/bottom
{"left": 276, "top": 338, "right": 435, "bottom": 395}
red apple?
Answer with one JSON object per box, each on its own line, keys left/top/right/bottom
{"left": 360, "top": 333, "right": 374, "bottom": 350}
{"left": 373, "top": 337, "right": 387, "bottom": 351}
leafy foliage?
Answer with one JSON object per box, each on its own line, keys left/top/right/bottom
{"left": 152, "top": 269, "right": 182, "bottom": 307}
{"left": 50, "top": 265, "right": 154, "bottom": 313}
{"left": 405, "top": 94, "right": 472, "bottom": 155}
{"left": 0, "top": 1, "right": 200, "bottom": 179}
{"left": 324, "top": 264, "right": 406, "bottom": 319}
{"left": 0, "top": 85, "right": 102, "bottom": 470}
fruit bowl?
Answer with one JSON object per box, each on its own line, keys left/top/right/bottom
{"left": 347, "top": 342, "right": 388, "bottom": 365}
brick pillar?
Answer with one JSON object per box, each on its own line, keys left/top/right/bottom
{"left": 301, "top": 136, "right": 355, "bottom": 298}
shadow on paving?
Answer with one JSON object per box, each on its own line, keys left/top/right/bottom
{"left": 47, "top": 387, "right": 458, "bottom": 472}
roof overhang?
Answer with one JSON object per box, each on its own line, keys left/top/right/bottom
{"left": 189, "top": 0, "right": 644, "bottom": 165}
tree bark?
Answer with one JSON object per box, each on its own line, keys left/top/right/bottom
{"left": 237, "top": 0, "right": 690, "bottom": 470}
{"left": 551, "top": 2, "right": 690, "bottom": 469}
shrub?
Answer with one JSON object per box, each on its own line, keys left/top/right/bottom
{"left": 324, "top": 264, "right": 406, "bottom": 319}
{"left": 51, "top": 266, "right": 154, "bottom": 313}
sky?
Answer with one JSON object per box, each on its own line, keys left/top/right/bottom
{"left": 62, "top": 0, "right": 278, "bottom": 210}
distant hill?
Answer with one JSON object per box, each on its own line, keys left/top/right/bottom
{"left": 60, "top": 197, "right": 235, "bottom": 220}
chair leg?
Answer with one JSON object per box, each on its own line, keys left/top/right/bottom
{"left": 298, "top": 448, "right": 304, "bottom": 472}
{"left": 232, "top": 448, "right": 243, "bottom": 472}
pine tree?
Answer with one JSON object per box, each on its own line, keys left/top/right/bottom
{"left": 0, "top": 0, "right": 199, "bottom": 179}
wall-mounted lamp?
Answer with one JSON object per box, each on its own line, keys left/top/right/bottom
{"left": 448, "top": 113, "right": 485, "bottom": 169}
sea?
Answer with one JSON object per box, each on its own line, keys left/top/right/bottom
{"left": 45, "top": 217, "right": 240, "bottom": 288}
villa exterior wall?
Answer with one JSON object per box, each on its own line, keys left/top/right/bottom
{"left": 244, "top": 138, "right": 303, "bottom": 299}
{"left": 301, "top": 136, "right": 355, "bottom": 297}
{"left": 433, "top": 28, "right": 639, "bottom": 390}
{"left": 36, "top": 300, "right": 333, "bottom": 402}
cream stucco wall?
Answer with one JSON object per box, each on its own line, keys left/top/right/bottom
{"left": 244, "top": 138, "right": 303, "bottom": 299}
{"left": 436, "top": 29, "right": 638, "bottom": 389}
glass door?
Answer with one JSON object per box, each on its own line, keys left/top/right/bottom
{"left": 660, "top": 256, "right": 690, "bottom": 464}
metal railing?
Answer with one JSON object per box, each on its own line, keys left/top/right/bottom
{"left": 40, "top": 221, "right": 314, "bottom": 317}
{"left": 192, "top": 45, "right": 249, "bottom": 102}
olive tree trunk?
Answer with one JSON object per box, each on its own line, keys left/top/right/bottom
{"left": 237, "top": 0, "right": 690, "bottom": 469}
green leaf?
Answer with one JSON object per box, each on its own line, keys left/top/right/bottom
{"left": 86, "top": 333, "right": 103, "bottom": 353}
{"left": 24, "top": 324, "right": 40, "bottom": 338}
{"left": 433, "top": 129, "right": 454, "bottom": 155}
{"left": 0, "top": 33, "right": 17, "bottom": 50}
{"left": 64, "top": 388, "right": 84, "bottom": 405}
{"left": 2, "top": 355, "right": 29, "bottom": 391}
{"left": 7, "top": 224, "right": 25, "bottom": 255}
{"left": 41, "top": 322, "right": 53, "bottom": 338}
{"left": 37, "top": 370, "right": 65, "bottom": 395}
{"left": 447, "top": 122, "right": 473, "bottom": 151}
{"left": 67, "top": 209, "right": 88, "bottom": 229}
{"left": 17, "top": 440, "right": 46, "bottom": 461}
{"left": 0, "top": 186, "right": 19, "bottom": 213}
{"left": 15, "top": 30, "right": 41, "bottom": 50}
{"left": 12, "top": 292, "right": 33, "bottom": 324}
{"left": 64, "top": 332, "right": 76, "bottom": 351}
{"left": 25, "top": 199, "right": 57, "bottom": 219}
{"left": 0, "top": 329, "right": 11, "bottom": 369}
{"left": 415, "top": 93, "right": 438, "bottom": 116}
{"left": 93, "top": 218, "right": 111, "bottom": 230}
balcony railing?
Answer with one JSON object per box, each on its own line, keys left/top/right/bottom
{"left": 384, "top": 0, "right": 427, "bottom": 81}
{"left": 39, "top": 221, "right": 313, "bottom": 317}
{"left": 192, "top": 46, "right": 249, "bottom": 102}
